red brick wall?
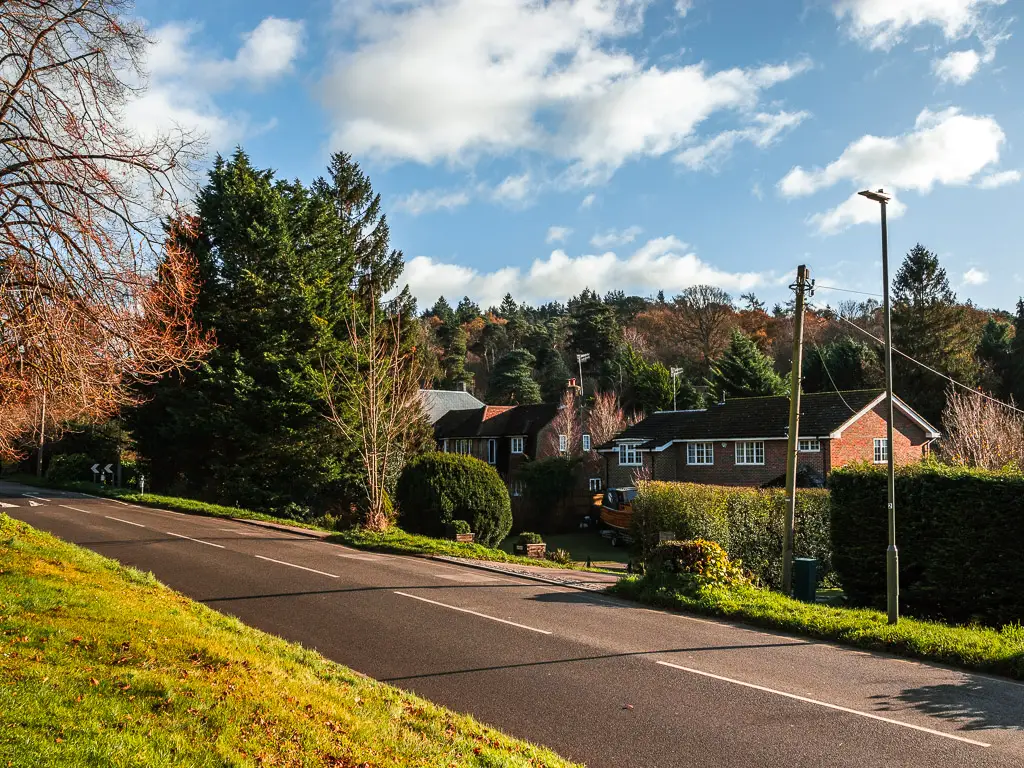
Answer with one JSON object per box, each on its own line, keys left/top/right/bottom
{"left": 829, "top": 403, "right": 929, "bottom": 470}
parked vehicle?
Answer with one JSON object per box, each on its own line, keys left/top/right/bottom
{"left": 599, "top": 487, "right": 636, "bottom": 547}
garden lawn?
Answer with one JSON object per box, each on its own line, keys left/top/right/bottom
{"left": 611, "top": 575, "right": 1024, "bottom": 680}
{"left": 0, "top": 514, "right": 578, "bottom": 767}
{"left": 498, "top": 532, "right": 629, "bottom": 567}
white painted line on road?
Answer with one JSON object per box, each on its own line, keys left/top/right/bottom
{"left": 0, "top": 502, "right": 18, "bottom": 508}
{"left": 655, "top": 661, "right": 991, "bottom": 748}
{"left": 106, "top": 515, "right": 146, "bottom": 528}
{"left": 60, "top": 505, "right": 93, "bottom": 515}
{"left": 27, "top": 500, "right": 42, "bottom": 507}
{"left": 394, "top": 591, "right": 552, "bottom": 635}
{"left": 218, "top": 527, "right": 262, "bottom": 535}
{"left": 22, "top": 493, "right": 51, "bottom": 502}
{"left": 165, "top": 531, "right": 225, "bottom": 549}
{"left": 254, "top": 555, "right": 339, "bottom": 579}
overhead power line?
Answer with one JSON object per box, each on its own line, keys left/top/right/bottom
{"left": 815, "top": 284, "right": 882, "bottom": 298}
{"left": 812, "top": 345, "right": 858, "bottom": 415}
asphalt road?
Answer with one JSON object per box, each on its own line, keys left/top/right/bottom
{"left": 3, "top": 480, "right": 1023, "bottom": 768}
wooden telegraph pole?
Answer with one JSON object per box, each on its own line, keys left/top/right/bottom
{"left": 781, "top": 265, "right": 812, "bottom": 596}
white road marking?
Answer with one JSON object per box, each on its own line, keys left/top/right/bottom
{"left": 655, "top": 661, "right": 991, "bottom": 748}
{"left": 0, "top": 502, "right": 18, "bottom": 508}
{"left": 254, "top": 555, "right": 338, "bottom": 579}
{"left": 27, "top": 500, "right": 42, "bottom": 507}
{"left": 165, "top": 531, "right": 225, "bottom": 549}
{"left": 22, "top": 493, "right": 50, "bottom": 502}
{"left": 336, "top": 553, "right": 386, "bottom": 561}
{"left": 218, "top": 528, "right": 262, "bottom": 535}
{"left": 394, "top": 591, "right": 552, "bottom": 635}
{"left": 106, "top": 515, "right": 146, "bottom": 528}
{"left": 60, "top": 505, "right": 93, "bottom": 515}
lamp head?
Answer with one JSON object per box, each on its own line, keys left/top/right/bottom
{"left": 858, "top": 188, "right": 891, "bottom": 204}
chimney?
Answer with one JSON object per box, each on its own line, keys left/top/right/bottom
{"left": 460, "top": 381, "right": 468, "bottom": 393}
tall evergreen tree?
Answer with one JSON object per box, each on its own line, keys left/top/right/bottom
{"left": 487, "top": 349, "right": 542, "bottom": 405}
{"left": 976, "top": 317, "right": 1014, "bottom": 398}
{"left": 707, "top": 329, "right": 787, "bottom": 399}
{"left": 891, "top": 244, "right": 979, "bottom": 423}
{"left": 567, "top": 288, "right": 621, "bottom": 373}
{"left": 455, "top": 296, "right": 481, "bottom": 324}
{"left": 1009, "top": 300, "right": 1024, "bottom": 405}
{"left": 437, "top": 320, "right": 473, "bottom": 391}
{"left": 616, "top": 345, "right": 673, "bottom": 415}
{"left": 803, "top": 336, "right": 883, "bottom": 393}
{"left": 428, "top": 296, "right": 454, "bottom": 324}
{"left": 537, "top": 348, "right": 572, "bottom": 402}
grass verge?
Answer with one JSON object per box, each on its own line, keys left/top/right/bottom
{"left": 610, "top": 574, "right": 1024, "bottom": 680}
{"left": 0, "top": 514, "right": 578, "bottom": 767}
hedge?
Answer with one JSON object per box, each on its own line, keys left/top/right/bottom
{"left": 395, "top": 453, "right": 513, "bottom": 547}
{"left": 831, "top": 464, "right": 1024, "bottom": 628}
{"left": 631, "top": 481, "right": 832, "bottom": 588}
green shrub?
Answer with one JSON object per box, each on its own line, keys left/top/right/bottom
{"left": 545, "top": 547, "right": 573, "bottom": 564}
{"left": 450, "top": 519, "right": 471, "bottom": 535}
{"left": 648, "top": 539, "right": 747, "bottom": 586}
{"left": 631, "top": 481, "right": 831, "bottom": 588}
{"left": 517, "top": 531, "right": 544, "bottom": 545}
{"left": 395, "top": 454, "right": 512, "bottom": 547}
{"left": 831, "top": 464, "right": 1024, "bottom": 627}
{"left": 45, "top": 453, "right": 95, "bottom": 484}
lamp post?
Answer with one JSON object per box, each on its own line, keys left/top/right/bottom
{"left": 576, "top": 353, "right": 590, "bottom": 398}
{"left": 859, "top": 188, "right": 899, "bottom": 625}
{"left": 670, "top": 367, "right": 685, "bottom": 411}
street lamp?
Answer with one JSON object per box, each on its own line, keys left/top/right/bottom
{"left": 576, "top": 353, "right": 590, "bottom": 399}
{"left": 670, "top": 367, "right": 685, "bottom": 411}
{"left": 859, "top": 187, "right": 899, "bottom": 625}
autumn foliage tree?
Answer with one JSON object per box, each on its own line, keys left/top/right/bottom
{"left": 1, "top": 0, "right": 209, "bottom": 459}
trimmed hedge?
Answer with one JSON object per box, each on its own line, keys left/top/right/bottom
{"left": 395, "top": 453, "right": 512, "bottom": 547}
{"left": 831, "top": 464, "right": 1024, "bottom": 627}
{"left": 631, "top": 481, "right": 831, "bottom": 588}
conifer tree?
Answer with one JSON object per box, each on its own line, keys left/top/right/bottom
{"left": 707, "top": 329, "right": 787, "bottom": 399}
{"left": 487, "top": 349, "right": 542, "bottom": 405}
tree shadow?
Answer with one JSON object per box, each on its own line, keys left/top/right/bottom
{"left": 870, "top": 678, "right": 1024, "bottom": 732}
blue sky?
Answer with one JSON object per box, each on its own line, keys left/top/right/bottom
{"left": 130, "top": 0, "right": 1023, "bottom": 312}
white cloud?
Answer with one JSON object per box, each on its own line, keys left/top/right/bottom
{"left": 676, "top": 110, "right": 809, "bottom": 170}
{"left": 834, "top": 0, "right": 1007, "bottom": 49}
{"left": 751, "top": 182, "right": 764, "bottom": 200}
{"left": 675, "top": 0, "right": 694, "bottom": 17}
{"left": 546, "top": 226, "right": 573, "bottom": 244}
{"left": 399, "top": 236, "right": 764, "bottom": 307}
{"left": 590, "top": 226, "right": 643, "bottom": 249}
{"left": 808, "top": 191, "right": 908, "bottom": 235}
{"left": 778, "top": 108, "right": 1004, "bottom": 197}
{"left": 978, "top": 169, "right": 1021, "bottom": 188}
{"left": 394, "top": 189, "right": 470, "bottom": 215}
{"left": 932, "top": 49, "right": 982, "bottom": 83}
{"left": 963, "top": 267, "right": 989, "bottom": 284}
{"left": 323, "top": 0, "right": 809, "bottom": 179}
{"left": 580, "top": 193, "right": 597, "bottom": 209}
{"left": 491, "top": 173, "right": 534, "bottom": 205}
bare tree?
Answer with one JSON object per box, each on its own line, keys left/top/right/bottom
{"left": 1, "top": 1, "right": 209, "bottom": 459}
{"left": 586, "top": 391, "right": 635, "bottom": 452}
{"left": 673, "top": 285, "right": 735, "bottom": 367}
{"left": 939, "top": 388, "right": 1024, "bottom": 471}
{"left": 317, "top": 299, "right": 426, "bottom": 531}
{"left": 545, "top": 389, "right": 582, "bottom": 456}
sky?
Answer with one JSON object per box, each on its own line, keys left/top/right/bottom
{"left": 129, "top": 0, "right": 1024, "bottom": 312}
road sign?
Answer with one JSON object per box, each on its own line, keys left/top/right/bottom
{"left": 104, "top": 464, "right": 114, "bottom": 474}
{"left": 91, "top": 463, "right": 100, "bottom": 474}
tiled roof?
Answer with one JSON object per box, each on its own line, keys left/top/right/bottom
{"left": 433, "top": 402, "right": 560, "bottom": 439}
{"left": 419, "top": 389, "right": 485, "bottom": 424}
{"left": 597, "top": 390, "right": 890, "bottom": 450}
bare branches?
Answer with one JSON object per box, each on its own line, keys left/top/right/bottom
{"left": 1, "top": 1, "right": 209, "bottom": 458}
{"left": 939, "top": 388, "right": 1024, "bottom": 471}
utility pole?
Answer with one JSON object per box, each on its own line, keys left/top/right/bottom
{"left": 576, "top": 353, "right": 590, "bottom": 400}
{"left": 860, "top": 188, "right": 899, "bottom": 625}
{"left": 781, "top": 265, "right": 812, "bottom": 596}
{"left": 36, "top": 388, "right": 46, "bottom": 477}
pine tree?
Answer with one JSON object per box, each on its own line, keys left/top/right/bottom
{"left": 803, "top": 336, "right": 883, "bottom": 393}
{"left": 487, "top": 349, "right": 542, "bottom": 405}
{"left": 891, "top": 244, "right": 980, "bottom": 424}
{"left": 437, "top": 321, "right": 473, "bottom": 391}
{"left": 455, "top": 296, "right": 481, "bottom": 324}
{"left": 428, "top": 296, "right": 454, "bottom": 324}
{"left": 567, "top": 288, "right": 621, "bottom": 372}
{"left": 976, "top": 317, "right": 1013, "bottom": 398}
{"left": 707, "top": 329, "right": 787, "bottom": 399}
{"left": 616, "top": 345, "right": 673, "bottom": 415}
{"left": 1008, "top": 300, "right": 1024, "bottom": 404}
{"left": 537, "top": 348, "right": 571, "bottom": 402}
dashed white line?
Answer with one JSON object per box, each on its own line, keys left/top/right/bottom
{"left": 165, "top": 531, "right": 225, "bottom": 549}
{"left": 394, "top": 591, "right": 552, "bottom": 635}
{"left": 22, "top": 493, "right": 51, "bottom": 502}
{"left": 60, "top": 505, "right": 93, "bottom": 515}
{"left": 105, "top": 515, "right": 146, "bottom": 528}
{"left": 655, "top": 661, "right": 991, "bottom": 748}
{"left": 254, "top": 555, "right": 338, "bottom": 578}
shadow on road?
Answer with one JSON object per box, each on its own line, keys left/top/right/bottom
{"left": 201, "top": 583, "right": 543, "bottom": 602}
{"left": 870, "top": 678, "right": 1024, "bottom": 731}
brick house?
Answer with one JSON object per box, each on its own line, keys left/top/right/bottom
{"left": 597, "top": 390, "right": 940, "bottom": 489}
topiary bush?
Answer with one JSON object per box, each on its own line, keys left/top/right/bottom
{"left": 517, "top": 531, "right": 544, "bottom": 545}
{"left": 45, "top": 453, "right": 96, "bottom": 484}
{"left": 648, "top": 539, "right": 747, "bottom": 586}
{"left": 395, "top": 453, "right": 512, "bottom": 547}
{"left": 450, "top": 519, "right": 471, "bottom": 535}
{"left": 831, "top": 464, "right": 1024, "bottom": 627}
{"left": 631, "top": 481, "right": 831, "bottom": 588}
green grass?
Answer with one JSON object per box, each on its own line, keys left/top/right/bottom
{"left": 497, "top": 532, "right": 629, "bottom": 566}
{"left": 610, "top": 574, "right": 1024, "bottom": 679}
{"left": 0, "top": 514, "right": 579, "bottom": 767}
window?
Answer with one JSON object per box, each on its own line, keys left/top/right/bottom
{"left": 441, "top": 439, "right": 448, "bottom": 453}
{"left": 874, "top": 438, "right": 888, "bottom": 464}
{"left": 618, "top": 443, "right": 642, "bottom": 466}
{"left": 559, "top": 434, "right": 568, "bottom": 453}
{"left": 735, "top": 441, "right": 765, "bottom": 465}
{"left": 510, "top": 436, "right": 525, "bottom": 454}
{"left": 798, "top": 438, "right": 821, "bottom": 453}
{"left": 510, "top": 480, "right": 524, "bottom": 497}
{"left": 589, "top": 477, "right": 603, "bottom": 492}
{"left": 582, "top": 433, "right": 591, "bottom": 452}
{"left": 455, "top": 439, "right": 472, "bottom": 456}
{"left": 487, "top": 439, "right": 497, "bottom": 464}
{"left": 686, "top": 442, "right": 714, "bottom": 465}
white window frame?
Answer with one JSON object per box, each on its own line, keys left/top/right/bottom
{"left": 487, "top": 439, "right": 497, "bottom": 464}
{"left": 618, "top": 443, "right": 642, "bottom": 467}
{"left": 873, "top": 438, "right": 888, "bottom": 464}
{"left": 589, "top": 477, "right": 603, "bottom": 492}
{"left": 686, "top": 442, "right": 714, "bottom": 465}
{"left": 510, "top": 479, "right": 524, "bottom": 497}
{"left": 510, "top": 436, "right": 525, "bottom": 454}
{"left": 582, "top": 433, "right": 591, "bottom": 452}
{"left": 456, "top": 439, "right": 472, "bottom": 456}
{"left": 559, "top": 434, "right": 568, "bottom": 453}
{"left": 441, "top": 439, "right": 449, "bottom": 453}
{"left": 735, "top": 441, "right": 765, "bottom": 466}
{"left": 798, "top": 438, "right": 821, "bottom": 453}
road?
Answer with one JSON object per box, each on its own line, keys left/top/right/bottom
{"left": 3, "top": 480, "right": 1023, "bottom": 767}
